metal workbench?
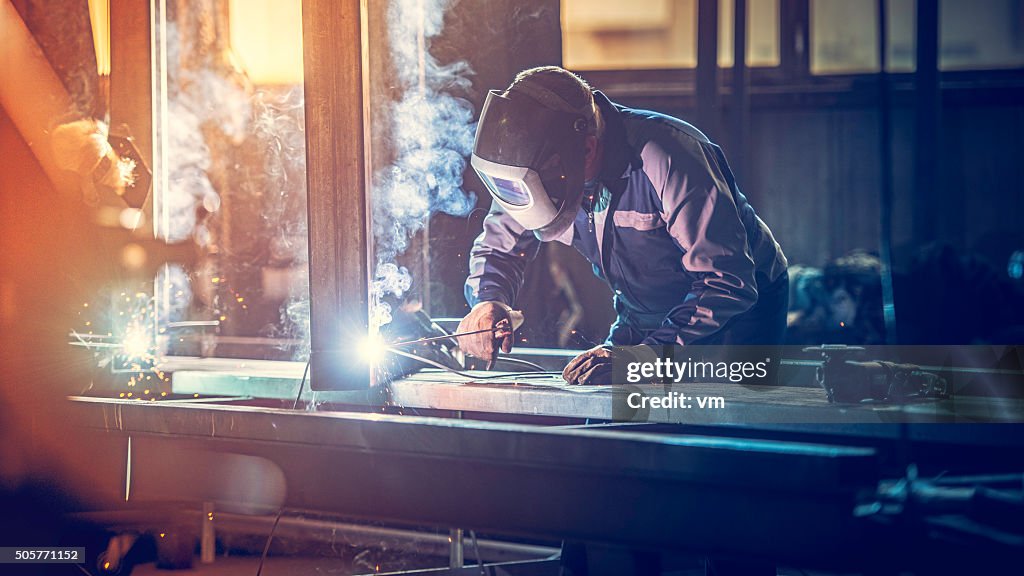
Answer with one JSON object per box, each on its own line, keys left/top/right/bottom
{"left": 63, "top": 351, "right": 1024, "bottom": 573}
{"left": 66, "top": 395, "right": 879, "bottom": 569}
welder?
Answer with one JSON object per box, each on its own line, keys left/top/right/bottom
{"left": 457, "top": 66, "right": 788, "bottom": 385}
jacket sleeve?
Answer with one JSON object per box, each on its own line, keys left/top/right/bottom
{"left": 639, "top": 140, "right": 759, "bottom": 345}
{"left": 465, "top": 202, "right": 542, "bottom": 307}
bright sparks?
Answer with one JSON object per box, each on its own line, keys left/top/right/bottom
{"left": 357, "top": 333, "right": 388, "bottom": 366}
{"left": 121, "top": 329, "right": 151, "bottom": 359}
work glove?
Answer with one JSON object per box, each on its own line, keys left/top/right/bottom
{"left": 456, "top": 301, "right": 516, "bottom": 369}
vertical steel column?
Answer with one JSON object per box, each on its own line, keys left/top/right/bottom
{"left": 780, "top": 0, "right": 810, "bottom": 78}
{"left": 450, "top": 408, "right": 465, "bottom": 568}
{"left": 877, "top": 0, "right": 898, "bottom": 342}
{"left": 449, "top": 528, "right": 464, "bottom": 569}
{"left": 200, "top": 502, "right": 215, "bottom": 564}
{"left": 696, "top": 0, "right": 720, "bottom": 137}
{"left": 109, "top": 0, "right": 152, "bottom": 162}
{"left": 730, "top": 0, "right": 749, "bottom": 184}
{"left": 914, "top": 0, "right": 941, "bottom": 246}
{"left": 303, "top": 0, "right": 372, "bottom": 390}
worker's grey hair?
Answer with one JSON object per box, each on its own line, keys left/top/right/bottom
{"left": 507, "top": 66, "right": 605, "bottom": 139}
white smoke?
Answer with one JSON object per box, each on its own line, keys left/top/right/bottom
{"left": 164, "top": 19, "right": 310, "bottom": 359}
{"left": 164, "top": 23, "right": 250, "bottom": 244}
{"left": 371, "top": 0, "right": 477, "bottom": 328}
{"left": 251, "top": 86, "right": 311, "bottom": 359}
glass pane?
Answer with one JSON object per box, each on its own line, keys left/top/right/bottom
{"left": 562, "top": 0, "right": 698, "bottom": 70}
{"left": 719, "top": 0, "right": 782, "bottom": 67}
{"left": 145, "top": 0, "right": 309, "bottom": 361}
{"left": 940, "top": 0, "right": 1024, "bottom": 70}
{"left": 810, "top": 0, "right": 915, "bottom": 74}
{"left": 888, "top": 0, "right": 916, "bottom": 71}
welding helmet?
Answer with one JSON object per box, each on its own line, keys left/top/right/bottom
{"left": 471, "top": 89, "right": 590, "bottom": 241}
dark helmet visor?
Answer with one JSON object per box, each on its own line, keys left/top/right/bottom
{"left": 473, "top": 90, "right": 587, "bottom": 171}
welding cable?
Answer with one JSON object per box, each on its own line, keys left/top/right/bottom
{"left": 385, "top": 347, "right": 559, "bottom": 381}
{"left": 491, "top": 356, "right": 546, "bottom": 372}
{"left": 262, "top": 358, "right": 306, "bottom": 576}
{"left": 469, "top": 530, "right": 485, "bottom": 575}
{"left": 291, "top": 360, "right": 311, "bottom": 410}
{"left": 255, "top": 509, "right": 285, "bottom": 576}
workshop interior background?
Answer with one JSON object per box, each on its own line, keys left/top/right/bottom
{"left": 1, "top": 0, "right": 1024, "bottom": 574}
{"left": 2, "top": 0, "right": 1023, "bottom": 371}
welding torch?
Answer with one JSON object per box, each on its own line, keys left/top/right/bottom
{"left": 388, "top": 324, "right": 513, "bottom": 348}
{"left": 390, "top": 307, "right": 523, "bottom": 347}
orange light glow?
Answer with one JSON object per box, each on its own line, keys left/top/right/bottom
{"left": 228, "top": 0, "right": 303, "bottom": 85}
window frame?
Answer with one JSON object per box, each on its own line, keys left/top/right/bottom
{"left": 567, "top": 0, "right": 1024, "bottom": 111}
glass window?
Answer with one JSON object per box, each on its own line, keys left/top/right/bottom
{"left": 811, "top": 0, "right": 1024, "bottom": 75}
{"left": 562, "top": 0, "right": 698, "bottom": 70}
{"left": 810, "top": 0, "right": 915, "bottom": 74}
{"left": 718, "top": 0, "right": 782, "bottom": 67}
{"left": 228, "top": 0, "right": 304, "bottom": 85}
{"left": 940, "top": 0, "right": 1024, "bottom": 70}
{"left": 145, "top": 0, "right": 309, "bottom": 361}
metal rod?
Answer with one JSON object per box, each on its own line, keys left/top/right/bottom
{"left": 449, "top": 527, "right": 464, "bottom": 569}
{"left": 200, "top": 502, "right": 215, "bottom": 564}
{"left": 71, "top": 510, "right": 560, "bottom": 562}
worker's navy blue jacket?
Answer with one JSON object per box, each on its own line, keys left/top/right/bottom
{"left": 465, "top": 92, "right": 787, "bottom": 346}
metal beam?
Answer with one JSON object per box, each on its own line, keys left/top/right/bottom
{"left": 67, "top": 397, "right": 878, "bottom": 568}
{"left": 302, "top": 0, "right": 372, "bottom": 390}
{"left": 780, "top": 0, "right": 810, "bottom": 77}
{"left": 72, "top": 509, "right": 559, "bottom": 564}
{"left": 877, "top": 0, "right": 898, "bottom": 343}
{"left": 729, "top": 0, "right": 749, "bottom": 184}
{"left": 696, "top": 0, "right": 720, "bottom": 137}
{"left": 913, "top": 0, "right": 941, "bottom": 245}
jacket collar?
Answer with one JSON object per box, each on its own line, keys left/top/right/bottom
{"left": 593, "top": 90, "right": 637, "bottom": 184}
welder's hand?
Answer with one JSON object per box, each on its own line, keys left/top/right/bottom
{"left": 456, "top": 302, "right": 514, "bottom": 369}
{"left": 562, "top": 345, "right": 619, "bottom": 385}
